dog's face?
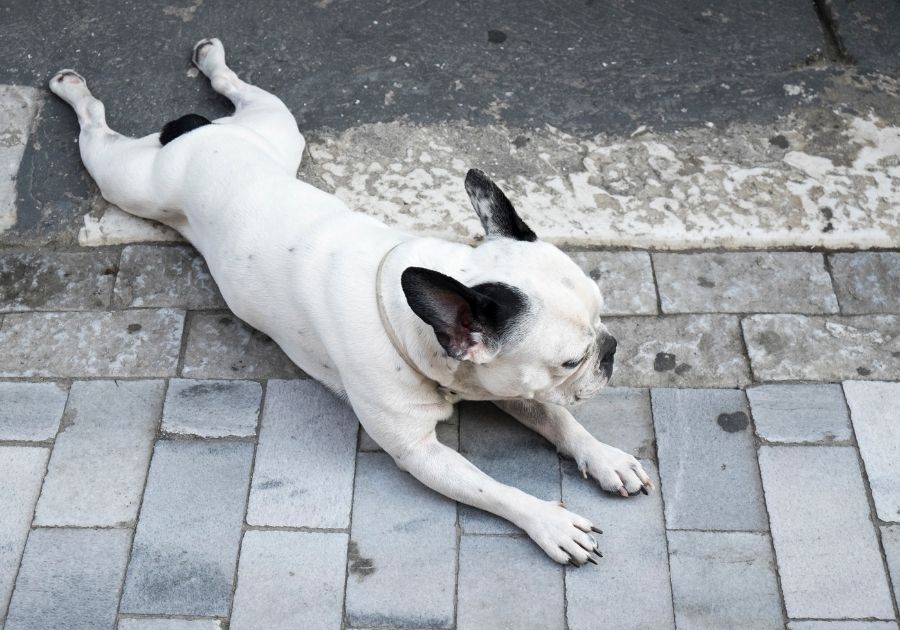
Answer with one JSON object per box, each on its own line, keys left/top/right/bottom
{"left": 401, "top": 169, "right": 616, "bottom": 406}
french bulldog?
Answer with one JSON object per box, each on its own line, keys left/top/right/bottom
{"left": 49, "top": 38, "right": 652, "bottom": 565}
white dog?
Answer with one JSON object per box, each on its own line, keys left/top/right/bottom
{"left": 50, "top": 38, "right": 651, "bottom": 565}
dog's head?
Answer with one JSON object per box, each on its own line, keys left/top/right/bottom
{"left": 401, "top": 169, "right": 616, "bottom": 406}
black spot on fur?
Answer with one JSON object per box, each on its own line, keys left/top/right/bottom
{"left": 464, "top": 168, "right": 536, "bottom": 242}
{"left": 159, "top": 113, "right": 212, "bottom": 146}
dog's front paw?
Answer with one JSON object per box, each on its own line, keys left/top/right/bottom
{"left": 575, "top": 441, "right": 653, "bottom": 497}
{"left": 522, "top": 500, "right": 602, "bottom": 566}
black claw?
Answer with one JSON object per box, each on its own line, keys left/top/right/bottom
{"left": 590, "top": 526, "right": 604, "bottom": 535}
{"left": 640, "top": 486, "right": 649, "bottom": 495}
{"left": 568, "top": 558, "right": 580, "bottom": 568}
{"left": 587, "top": 555, "right": 599, "bottom": 565}
{"left": 596, "top": 550, "right": 603, "bottom": 558}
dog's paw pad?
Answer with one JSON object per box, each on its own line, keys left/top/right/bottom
{"left": 51, "top": 70, "right": 85, "bottom": 86}
{"left": 192, "top": 37, "right": 224, "bottom": 69}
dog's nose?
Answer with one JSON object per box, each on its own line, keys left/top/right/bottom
{"left": 598, "top": 335, "right": 617, "bottom": 365}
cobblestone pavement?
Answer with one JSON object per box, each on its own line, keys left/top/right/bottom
{"left": 1, "top": 244, "right": 899, "bottom": 629}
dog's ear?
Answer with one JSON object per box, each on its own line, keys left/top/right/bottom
{"left": 400, "top": 266, "right": 525, "bottom": 363}
{"left": 464, "top": 168, "right": 537, "bottom": 242}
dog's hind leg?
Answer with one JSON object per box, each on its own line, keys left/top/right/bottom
{"left": 49, "top": 70, "right": 176, "bottom": 226}
{"left": 192, "top": 38, "right": 305, "bottom": 174}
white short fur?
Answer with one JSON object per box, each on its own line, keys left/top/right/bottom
{"left": 49, "top": 38, "right": 651, "bottom": 565}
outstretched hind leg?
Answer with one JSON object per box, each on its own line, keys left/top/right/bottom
{"left": 193, "top": 38, "right": 305, "bottom": 172}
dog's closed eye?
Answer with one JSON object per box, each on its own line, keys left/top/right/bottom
{"left": 562, "top": 356, "right": 586, "bottom": 369}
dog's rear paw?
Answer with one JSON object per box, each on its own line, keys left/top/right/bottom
{"left": 49, "top": 70, "right": 89, "bottom": 99}
{"left": 524, "top": 500, "right": 602, "bottom": 567}
{"left": 192, "top": 37, "right": 225, "bottom": 72}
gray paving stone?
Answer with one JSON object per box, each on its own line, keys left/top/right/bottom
{"left": 843, "top": 381, "right": 900, "bottom": 522}
{"left": 114, "top": 245, "right": 226, "bottom": 309}
{"left": 568, "top": 250, "right": 657, "bottom": 315}
{"left": 0, "top": 251, "right": 118, "bottom": 312}
{"left": 758, "top": 445, "right": 894, "bottom": 619}
{"left": 120, "top": 441, "right": 253, "bottom": 616}
{"left": 828, "top": 0, "right": 900, "bottom": 73}
{"left": 458, "top": 402, "right": 560, "bottom": 534}
{"left": 181, "top": 313, "right": 304, "bottom": 379}
{"left": 34, "top": 380, "right": 163, "bottom": 527}
{"left": 562, "top": 460, "right": 674, "bottom": 630}
{"left": 247, "top": 379, "right": 357, "bottom": 528}
{"left": 743, "top": 314, "right": 900, "bottom": 381}
{"left": 118, "top": 620, "right": 224, "bottom": 630}
{"left": 0, "top": 446, "right": 48, "bottom": 622}
{"left": 652, "top": 388, "right": 768, "bottom": 531}
{"left": 359, "top": 408, "right": 458, "bottom": 452}
{"left": 345, "top": 452, "right": 456, "bottom": 629}
{"left": 882, "top": 524, "right": 900, "bottom": 613}
{"left": 830, "top": 253, "right": 900, "bottom": 314}
{"left": 5, "top": 528, "right": 131, "bottom": 630}
{"left": 667, "top": 531, "right": 784, "bottom": 630}
{"left": 571, "top": 387, "right": 655, "bottom": 460}
{"left": 0, "top": 380, "right": 68, "bottom": 441}
{"left": 605, "top": 315, "right": 751, "bottom": 388}
{"left": 0, "top": 309, "right": 185, "bottom": 377}
{"left": 458, "top": 534, "right": 563, "bottom": 630}
{"left": 162, "top": 379, "right": 261, "bottom": 438}
{"left": 747, "top": 384, "right": 852, "bottom": 443}
{"left": 0, "top": 86, "right": 39, "bottom": 235}
{"left": 653, "top": 251, "right": 837, "bottom": 314}
{"left": 788, "top": 623, "right": 899, "bottom": 630}
{"left": 230, "top": 531, "right": 347, "bottom": 630}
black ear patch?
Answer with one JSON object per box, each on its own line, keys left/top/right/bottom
{"left": 464, "top": 168, "right": 537, "bottom": 242}
{"left": 159, "top": 113, "right": 212, "bottom": 146}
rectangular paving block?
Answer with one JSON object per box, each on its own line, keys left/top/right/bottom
{"left": 0, "top": 85, "right": 39, "bottom": 234}
{"left": 0, "top": 446, "right": 48, "bottom": 621}
{"left": 120, "top": 441, "right": 253, "bottom": 616}
{"left": 247, "top": 379, "right": 357, "bottom": 528}
{"left": 758, "top": 445, "right": 895, "bottom": 619}
{"left": 562, "top": 460, "right": 674, "bottom": 630}
{"left": 843, "top": 381, "right": 900, "bottom": 522}
{"left": 181, "top": 313, "right": 304, "bottom": 379}
{"left": 457, "top": 535, "right": 564, "bottom": 630}
{"left": 789, "top": 623, "right": 899, "bottom": 630}
{"left": 653, "top": 251, "right": 837, "bottom": 314}
{"left": 830, "top": 252, "right": 900, "bottom": 315}
{"left": 162, "top": 379, "right": 261, "bottom": 438}
{"left": 34, "top": 380, "right": 163, "bottom": 527}
{"left": 345, "top": 452, "right": 456, "bottom": 629}
{"left": 118, "top": 621, "right": 224, "bottom": 630}
{"left": 667, "top": 531, "right": 784, "bottom": 630}
{"left": 743, "top": 314, "right": 900, "bottom": 381}
{"left": 568, "top": 250, "right": 657, "bottom": 315}
{"left": 458, "top": 401, "right": 560, "bottom": 534}
{"left": 230, "top": 531, "right": 347, "bottom": 630}
{"left": 5, "top": 528, "right": 131, "bottom": 630}
{"left": 0, "top": 380, "right": 68, "bottom": 440}
{"left": 652, "top": 388, "right": 768, "bottom": 530}
{"left": 826, "top": 0, "right": 900, "bottom": 73}
{"left": 882, "top": 524, "right": 900, "bottom": 613}
{"left": 571, "top": 387, "right": 655, "bottom": 460}
{"left": 747, "top": 383, "right": 852, "bottom": 443}
{"left": 114, "top": 244, "right": 226, "bottom": 309}
{"left": 0, "top": 309, "right": 185, "bottom": 377}
{"left": 605, "top": 315, "right": 750, "bottom": 388}
{"left": 0, "top": 250, "right": 118, "bottom": 312}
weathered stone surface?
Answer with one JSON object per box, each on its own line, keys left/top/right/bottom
{"left": 653, "top": 251, "right": 837, "bottom": 314}
{"left": 34, "top": 380, "right": 163, "bottom": 527}
{"left": 746, "top": 384, "right": 852, "bottom": 443}
{"left": 181, "top": 313, "right": 304, "bottom": 379}
{"left": 0, "top": 381, "right": 67, "bottom": 441}
{"left": 843, "top": 381, "right": 900, "bottom": 522}
{"left": 0, "top": 446, "right": 49, "bottom": 622}
{"left": 0, "top": 85, "right": 39, "bottom": 235}
{"left": 345, "top": 452, "right": 456, "bottom": 629}
{"left": 758, "top": 445, "right": 894, "bottom": 619}
{"left": 118, "top": 620, "right": 224, "bottom": 630}
{"left": 0, "top": 309, "right": 184, "bottom": 377}
{"left": 788, "top": 623, "right": 900, "bottom": 630}
{"left": 562, "top": 460, "right": 674, "bottom": 630}
{"left": 162, "top": 379, "right": 261, "bottom": 438}
{"left": 652, "top": 388, "right": 768, "bottom": 531}
{"left": 571, "top": 387, "right": 655, "bottom": 460}
{"left": 828, "top": 0, "right": 900, "bottom": 73}
{"left": 4, "top": 528, "right": 131, "bottom": 630}
{"left": 882, "top": 524, "right": 900, "bottom": 613}
{"left": 606, "top": 315, "right": 750, "bottom": 388}
{"left": 568, "top": 250, "right": 657, "bottom": 315}
{"left": 120, "top": 441, "right": 253, "bottom": 616}
{"left": 667, "top": 531, "right": 784, "bottom": 630}
{"left": 830, "top": 253, "right": 900, "bottom": 314}
{"left": 230, "top": 531, "right": 347, "bottom": 630}
{"left": 458, "top": 402, "right": 560, "bottom": 534}
{"left": 457, "top": 535, "right": 564, "bottom": 630}
{"left": 114, "top": 244, "right": 226, "bottom": 309}
{"left": 0, "top": 251, "right": 117, "bottom": 312}
{"left": 744, "top": 314, "right": 900, "bottom": 381}
{"left": 247, "top": 380, "right": 357, "bottom": 528}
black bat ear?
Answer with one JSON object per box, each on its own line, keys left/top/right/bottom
{"left": 464, "top": 169, "right": 537, "bottom": 242}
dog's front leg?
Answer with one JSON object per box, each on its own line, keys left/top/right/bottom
{"left": 391, "top": 432, "right": 601, "bottom": 565}
{"left": 495, "top": 400, "right": 652, "bottom": 497}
